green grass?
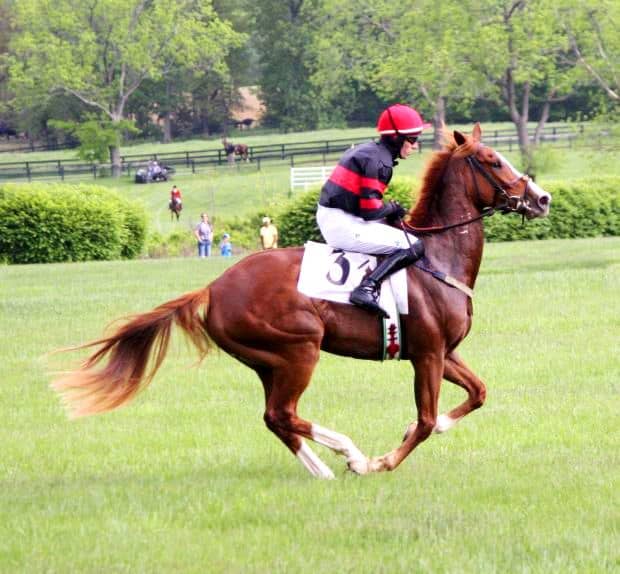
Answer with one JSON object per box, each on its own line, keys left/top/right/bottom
{"left": 1, "top": 237, "right": 618, "bottom": 573}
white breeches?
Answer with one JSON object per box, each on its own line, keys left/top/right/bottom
{"left": 316, "top": 204, "right": 418, "bottom": 255}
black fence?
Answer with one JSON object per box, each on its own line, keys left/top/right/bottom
{"left": 0, "top": 124, "right": 603, "bottom": 183}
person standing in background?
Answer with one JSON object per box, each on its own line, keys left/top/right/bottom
{"left": 220, "top": 233, "right": 233, "bottom": 257}
{"left": 259, "top": 216, "right": 278, "bottom": 250}
{"left": 194, "top": 213, "right": 213, "bottom": 258}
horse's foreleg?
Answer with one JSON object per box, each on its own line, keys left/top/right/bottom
{"left": 434, "top": 351, "right": 486, "bottom": 434}
{"left": 368, "top": 354, "right": 444, "bottom": 473}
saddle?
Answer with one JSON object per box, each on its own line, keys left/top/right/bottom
{"left": 297, "top": 241, "right": 406, "bottom": 360}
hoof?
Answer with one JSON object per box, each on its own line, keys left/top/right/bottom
{"left": 346, "top": 457, "right": 370, "bottom": 475}
{"left": 434, "top": 414, "right": 456, "bottom": 434}
{"left": 367, "top": 455, "right": 393, "bottom": 473}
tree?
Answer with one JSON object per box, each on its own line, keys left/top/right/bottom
{"left": 309, "top": 0, "right": 485, "bottom": 146}
{"left": 251, "top": 0, "right": 325, "bottom": 131}
{"left": 8, "top": 0, "right": 242, "bottom": 175}
{"left": 558, "top": 0, "right": 619, "bottom": 103}
{"left": 474, "top": 0, "right": 580, "bottom": 171}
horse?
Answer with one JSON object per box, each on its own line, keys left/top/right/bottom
{"left": 168, "top": 198, "right": 182, "bottom": 221}
{"left": 52, "top": 124, "right": 551, "bottom": 479}
{"left": 222, "top": 137, "right": 249, "bottom": 163}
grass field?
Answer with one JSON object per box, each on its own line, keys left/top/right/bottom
{"left": 1, "top": 237, "right": 618, "bottom": 573}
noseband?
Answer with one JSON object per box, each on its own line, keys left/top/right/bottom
{"left": 465, "top": 155, "right": 530, "bottom": 216}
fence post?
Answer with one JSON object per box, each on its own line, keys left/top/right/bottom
{"left": 186, "top": 151, "right": 190, "bottom": 167}
{"left": 93, "top": 165, "right": 97, "bottom": 179}
{"left": 281, "top": 144, "right": 285, "bottom": 160}
{"left": 290, "top": 155, "right": 294, "bottom": 167}
{"left": 60, "top": 165, "right": 65, "bottom": 181}
{"left": 26, "top": 162, "right": 31, "bottom": 181}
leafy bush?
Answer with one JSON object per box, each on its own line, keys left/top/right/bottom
{"left": 275, "top": 176, "right": 619, "bottom": 247}
{"left": 0, "top": 183, "right": 147, "bottom": 264}
{"left": 485, "top": 177, "right": 620, "bottom": 241}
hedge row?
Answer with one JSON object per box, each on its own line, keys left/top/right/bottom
{"left": 277, "top": 176, "right": 620, "bottom": 247}
{"left": 0, "top": 183, "right": 147, "bottom": 264}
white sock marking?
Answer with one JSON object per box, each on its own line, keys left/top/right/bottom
{"left": 296, "top": 440, "right": 335, "bottom": 479}
{"left": 311, "top": 424, "right": 369, "bottom": 475}
{"left": 434, "top": 414, "right": 458, "bottom": 433}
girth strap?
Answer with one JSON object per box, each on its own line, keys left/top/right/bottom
{"left": 413, "top": 257, "right": 474, "bottom": 298}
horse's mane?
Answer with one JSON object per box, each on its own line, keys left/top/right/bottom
{"left": 408, "top": 128, "right": 477, "bottom": 226}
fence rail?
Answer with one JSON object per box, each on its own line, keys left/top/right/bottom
{"left": 0, "top": 124, "right": 607, "bottom": 183}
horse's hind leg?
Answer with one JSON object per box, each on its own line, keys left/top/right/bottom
{"left": 258, "top": 362, "right": 334, "bottom": 478}
{"left": 434, "top": 351, "right": 486, "bottom": 433}
{"left": 258, "top": 361, "right": 370, "bottom": 478}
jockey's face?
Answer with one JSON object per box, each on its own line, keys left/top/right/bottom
{"left": 399, "top": 136, "right": 419, "bottom": 159}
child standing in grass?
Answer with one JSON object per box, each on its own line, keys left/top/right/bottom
{"left": 219, "top": 233, "right": 232, "bottom": 257}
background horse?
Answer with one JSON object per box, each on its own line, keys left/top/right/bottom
{"left": 222, "top": 137, "right": 249, "bottom": 162}
{"left": 168, "top": 198, "right": 182, "bottom": 221}
{"left": 53, "top": 125, "right": 551, "bottom": 479}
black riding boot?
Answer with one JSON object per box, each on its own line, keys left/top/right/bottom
{"left": 349, "top": 242, "right": 424, "bottom": 318}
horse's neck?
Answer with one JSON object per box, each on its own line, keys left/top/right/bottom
{"left": 423, "top": 180, "right": 484, "bottom": 288}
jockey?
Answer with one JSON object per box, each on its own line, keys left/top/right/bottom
{"left": 316, "top": 104, "right": 430, "bottom": 318}
{"left": 170, "top": 185, "right": 182, "bottom": 207}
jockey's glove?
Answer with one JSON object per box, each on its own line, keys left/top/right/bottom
{"left": 386, "top": 201, "right": 406, "bottom": 223}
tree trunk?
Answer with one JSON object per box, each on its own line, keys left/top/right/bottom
{"left": 432, "top": 96, "right": 446, "bottom": 150}
{"left": 109, "top": 144, "right": 122, "bottom": 177}
{"left": 162, "top": 113, "right": 172, "bottom": 143}
{"left": 504, "top": 71, "right": 533, "bottom": 172}
{"left": 162, "top": 80, "right": 173, "bottom": 143}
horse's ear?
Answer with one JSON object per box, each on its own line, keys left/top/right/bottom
{"left": 453, "top": 130, "right": 467, "bottom": 146}
{"left": 472, "top": 122, "right": 482, "bottom": 142}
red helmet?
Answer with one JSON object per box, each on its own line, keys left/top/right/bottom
{"left": 377, "top": 104, "right": 431, "bottom": 135}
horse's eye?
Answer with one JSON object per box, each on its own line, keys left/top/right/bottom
{"left": 491, "top": 160, "right": 502, "bottom": 169}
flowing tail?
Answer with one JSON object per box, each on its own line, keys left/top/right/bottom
{"left": 51, "top": 287, "right": 212, "bottom": 418}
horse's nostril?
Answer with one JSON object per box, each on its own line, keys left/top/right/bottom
{"left": 538, "top": 194, "right": 550, "bottom": 207}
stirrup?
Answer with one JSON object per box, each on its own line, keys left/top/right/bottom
{"left": 350, "top": 284, "right": 389, "bottom": 318}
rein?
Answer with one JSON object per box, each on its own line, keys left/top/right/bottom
{"left": 402, "top": 207, "right": 494, "bottom": 235}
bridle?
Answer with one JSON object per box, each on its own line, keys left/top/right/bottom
{"left": 465, "top": 155, "right": 530, "bottom": 216}
{"left": 403, "top": 149, "right": 531, "bottom": 235}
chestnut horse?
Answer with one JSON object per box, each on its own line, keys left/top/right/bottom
{"left": 222, "top": 137, "right": 249, "bottom": 162}
{"left": 168, "top": 198, "right": 182, "bottom": 221}
{"left": 52, "top": 125, "right": 551, "bottom": 479}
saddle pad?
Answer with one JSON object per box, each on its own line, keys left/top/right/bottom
{"left": 297, "top": 241, "right": 408, "bottom": 315}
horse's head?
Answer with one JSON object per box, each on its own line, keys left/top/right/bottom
{"left": 453, "top": 124, "right": 551, "bottom": 220}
